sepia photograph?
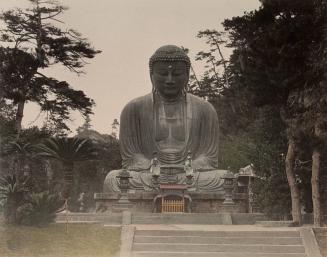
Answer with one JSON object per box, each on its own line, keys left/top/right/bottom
{"left": 0, "top": 0, "right": 326, "bottom": 256}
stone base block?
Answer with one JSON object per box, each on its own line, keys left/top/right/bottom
{"left": 94, "top": 192, "right": 248, "bottom": 213}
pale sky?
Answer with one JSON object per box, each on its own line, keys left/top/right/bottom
{"left": 1, "top": 0, "right": 260, "bottom": 135}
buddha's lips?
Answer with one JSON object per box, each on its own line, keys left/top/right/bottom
{"left": 163, "top": 88, "right": 179, "bottom": 93}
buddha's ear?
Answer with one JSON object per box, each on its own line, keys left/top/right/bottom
{"left": 185, "top": 73, "right": 190, "bottom": 86}
{"left": 150, "top": 73, "right": 156, "bottom": 93}
{"left": 150, "top": 73, "right": 154, "bottom": 85}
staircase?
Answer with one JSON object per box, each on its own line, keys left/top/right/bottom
{"left": 132, "top": 229, "right": 307, "bottom": 257}
{"left": 315, "top": 228, "right": 327, "bottom": 257}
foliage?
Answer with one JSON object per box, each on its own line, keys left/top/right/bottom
{"left": 0, "top": 175, "right": 25, "bottom": 201}
{"left": 1, "top": 140, "right": 37, "bottom": 186}
{"left": 36, "top": 137, "right": 97, "bottom": 210}
{"left": 76, "top": 115, "right": 92, "bottom": 134}
{"left": 0, "top": 126, "right": 55, "bottom": 196}
{"left": 36, "top": 137, "right": 97, "bottom": 163}
{"left": 217, "top": 104, "right": 291, "bottom": 216}
{"left": 0, "top": 0, "right": 101, "bottom": 134}
{"left": 218, "top": 134, "right": 252, "bottom": 172}
{"left": 0, "top": 100, "right": 16, "bottom": 136}
{"left": 223, "top": 0, "right": 327, "bottom": 124}
{"left": 246, "top": 107, "right": 291, "bottom": 217}
{"left": 188, "top": 0, "right": 327, "bottom": 217}
{"left": 187, "top": 30, "right": 229, "bottom": 98}
{"left": 18, "top": 191, "right": 59, "bottom": 226}
{"left": 0, "top": 174, "right": 59, "bottom": 226}
{"left": 2, "top": 141, "right": 36, "bottom": 157}
{"left": 19, "top": 126, "right": 53, "bottom": 144}
{"left": 75, "top": 129, "right": 121, "bottom": 211}
{"left": 253, "top": 174, "right": 291, "bottom": 219}
{"left": 221, "top": 0, "right": 327, "bottom": 223}
{"left": 0, "top": 174, "right": 29, "bottom": 224}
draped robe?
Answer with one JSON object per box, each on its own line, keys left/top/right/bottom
{"left": 104, "top": 93, "right": 226, "bottom": 192}
{"left": 120, "top": 93, "right": 219, "bottom": 170}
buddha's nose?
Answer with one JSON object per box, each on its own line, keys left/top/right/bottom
{"left": 165, "top": 72, "right": 175, "bottom": 85}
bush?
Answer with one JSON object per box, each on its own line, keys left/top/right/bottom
{"left": 18, "top": 191, "right": 59, "bottom": 226}
{"left": 0, "top": 174, "right": 27, "bottom": 224}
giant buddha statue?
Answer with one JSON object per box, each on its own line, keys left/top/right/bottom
{"left": 104, "top": 45, "right": 226, "bottom": 193}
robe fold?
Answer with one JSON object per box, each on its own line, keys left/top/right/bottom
{"left": 119, "top": 93, "right": 219, "bottom": 171}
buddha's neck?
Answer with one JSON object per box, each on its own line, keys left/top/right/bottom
{"left": 156, "top": 92, "right": 184, "bottom": 104}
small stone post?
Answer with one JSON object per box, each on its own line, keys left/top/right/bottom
{"left": 223, "top": 170, "right": 235, "bottom": 205}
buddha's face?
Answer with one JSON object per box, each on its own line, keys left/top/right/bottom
{"left": 151, "top": 61, "right": 189, "bottom": 99}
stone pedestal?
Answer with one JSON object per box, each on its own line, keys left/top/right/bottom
{"left": 94, "top": 191, "right": 248, "bottom": 213}
{"left": 220, "top": 203, "right": 239, "bottom": 213}
{"left": 112, "top": 202, "right": 134, "bottom": 212}
{"left": 110, "top": 193, "right": 134, "bottom": 212}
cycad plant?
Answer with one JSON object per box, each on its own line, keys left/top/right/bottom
{"left": 18, "top": 191, "right": 59, "bottom": 226}
{"left": 0, "top": 174, "right": 28, "bottom": 224}
{"left": 36, "top": 137, "right": 96, "bottom": 209}
{"left": 2, "top": 141, "right": 35, "bottom": 179}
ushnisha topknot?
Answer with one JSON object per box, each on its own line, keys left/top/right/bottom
{"left": 149, "top": 45, "right": 191, "bottom": 73}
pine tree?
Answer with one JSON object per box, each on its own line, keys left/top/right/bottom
{"left": 222, "top": 0, "right": 327, "bottom": 225}
{"left": 0, "top": 0, "right": 101, "bottom": 136}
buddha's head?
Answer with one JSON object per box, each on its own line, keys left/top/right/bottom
{"left": 149, "top": 45, "right": 190, "bottom": 100}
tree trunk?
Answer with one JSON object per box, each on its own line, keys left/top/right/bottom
{"left": 15, "top": 100, "right": 25, "bottom": 138}
{"left": 71, "top": 168, "right": 81, "bottom": 211}
{"left": 45, "top": 160, "right": 54, "bottom": 192}
{"left": 5, "top": 197, "right": 17, "bottom": 224}
{"left": 312, "top": 121, "right": 322, "bottom": 227}
{"left": 312, "top": 148, "right": 321, "bottom": 227}
{"left": 285, "top": 138, "right": 302, "bottom": 225}
{"left": 62, "top": 161, "right": 74, "bottom": 200}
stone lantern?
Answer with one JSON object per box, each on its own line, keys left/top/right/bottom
{"left": 223, "top": 170, "right": 235, "bottom": 205}
{"left": 116, "top": 169, "right": 132, "bottom": 204}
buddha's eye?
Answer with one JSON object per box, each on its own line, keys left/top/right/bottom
{"left": 155, "top": 69, "right": 168, "bottom": 76}
{"left": 172, "top": 69, "right": 184, "bottom": 76}
{"left": 154, "top": 68, "right": 185, "bottom": 77}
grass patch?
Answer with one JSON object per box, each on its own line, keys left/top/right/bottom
{"left": 0, "top": 223, "right": 121, "bottom": 257}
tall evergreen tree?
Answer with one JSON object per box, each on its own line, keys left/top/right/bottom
{"left": 0, "top": 0, "right": 101, "bottom": 136}
{"left": 223, "top": 0, "right": 327, "bottom": 225}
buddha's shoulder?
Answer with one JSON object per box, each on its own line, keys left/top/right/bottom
{"left": 122, "top": 93, "right": 152, "bottom": 110}
{"left": 188, "top": 93, "right": 216, "bottom": 111}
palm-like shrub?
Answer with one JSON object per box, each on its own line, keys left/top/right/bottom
{"left": 3, "top": 141, "right": 35, "bottom": 156}
{"left": 2, "top": 141, "right": 35, "bottom": 178}
{"left": 18, "top": 191, "right": 59, "bottom": 226}
{"left": 0, "top": 174, "right": 28, "bottom": 224}
{"left": 36, "top": 137, "right": 96, "bottom": 209}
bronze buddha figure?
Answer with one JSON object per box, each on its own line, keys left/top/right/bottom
{"left": 104, "top": 45, "right": 226, "bottom": 192}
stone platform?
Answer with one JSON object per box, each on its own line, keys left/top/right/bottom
{"left": 55, "top": 212, "right": 268, "bottom": 225}
{"left": 94, "top": 191, "right": 248, "bottom": 213}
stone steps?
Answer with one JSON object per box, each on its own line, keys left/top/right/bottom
{"left": 134, "top": 236, "right": 302, "bottom": 245}
{"left": 133, "top": 252, "right": 306, "bottom": 257}
{"left": 132, "top": 229, "right": 307, "bottom": 257}
{"left": 133, "top": 243, "right": 305, "bottom": 253}
{"left": 135, "top": 230, "right": 300, "bottom": 237}
{"left": 132, "top": 213, "right": 233, "bottom": 225}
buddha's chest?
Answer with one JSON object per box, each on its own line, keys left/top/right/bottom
{"left": 154, "top": 102, "right": 186, "bottom": 147}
